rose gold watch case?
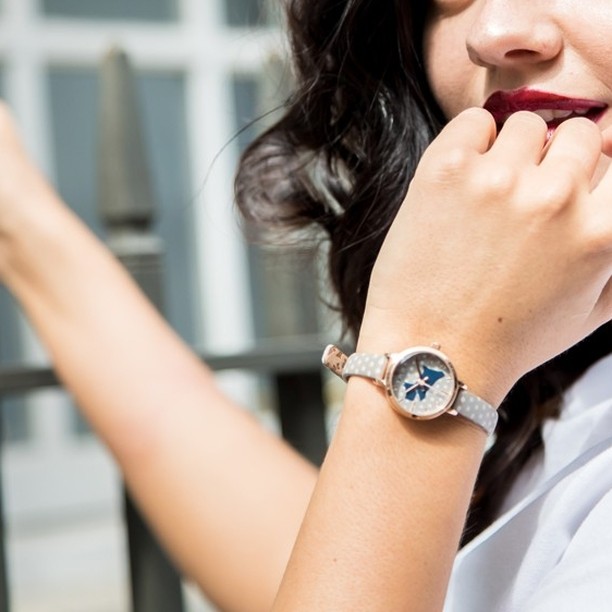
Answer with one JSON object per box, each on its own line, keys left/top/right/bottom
{"left": 383, "top": 346, "right": 460, "bottom": 420}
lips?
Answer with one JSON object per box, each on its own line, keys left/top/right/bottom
{"left": 483, "top": 88, "right": 607, "bottom": 134}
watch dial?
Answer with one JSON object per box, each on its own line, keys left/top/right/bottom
{"left": 390, "top": 351, "right": 456, "bottom": 417}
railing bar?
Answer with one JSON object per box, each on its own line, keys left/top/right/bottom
{"left": 0, "top": 369, "right": 59, "bottom": 393}
{"left": 0, "top": 342, "right": 326, "bottom": 395}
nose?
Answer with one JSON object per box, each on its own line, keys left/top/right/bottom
{"left": 466, "top": 0, "right": 563, "bottom": 69}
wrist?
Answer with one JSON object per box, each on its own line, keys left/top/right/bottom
{"left": 325, "top": 343, "right": 499, "bottom": 435}
{"left": 355, "top": 324, "right": 513, "bottom": 409}
{"left": 1, "top": 188, "right": 80, "bottom": 292}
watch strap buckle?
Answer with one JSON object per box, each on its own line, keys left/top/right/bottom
{"left": 322, "top": 344, "right": 348, "bottom": 379}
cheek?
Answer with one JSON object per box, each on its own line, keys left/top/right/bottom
{"left": 423, "top": 21, "right": 474, "bottom": 120}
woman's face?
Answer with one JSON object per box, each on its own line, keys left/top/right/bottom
{"left": 424, "top": 0, "right": 612, "bottom": 154}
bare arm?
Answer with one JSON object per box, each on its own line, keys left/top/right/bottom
{"left": 0, "top": 106, "right": 316, "bottom": 612}
{"left": 272, "top": 110, "right": 612, "bottom": 609}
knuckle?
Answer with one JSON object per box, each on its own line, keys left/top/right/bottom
{"left": 534, "top": 171, "right": 576, "bottom": 213}
{"left": 476, "top": 164, "right": 517, "bottom": 197}
{"left": 441, "top": 146, "right": 472, "bottom": 173}
{"left": 422, "top": 145, "right": 473, "bottom": 180}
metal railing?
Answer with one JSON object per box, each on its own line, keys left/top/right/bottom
{"left": 0, "top": 48, "right": 329, "bottom": 611}
{"left": 0, "top": 342, "right": 327, "bottom": 611}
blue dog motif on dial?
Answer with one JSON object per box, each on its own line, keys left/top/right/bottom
{"left": 403, "top": 365, "right": 445, "bottom": 401}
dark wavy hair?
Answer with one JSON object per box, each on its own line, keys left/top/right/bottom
{"left": 234, "top": 0, "right": 612, "bottom": 542}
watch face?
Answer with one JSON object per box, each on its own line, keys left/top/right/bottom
{"left": 387, "top": 348, "right": 457, "bottom": 418}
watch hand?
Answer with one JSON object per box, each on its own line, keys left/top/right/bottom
{"left": 404, "top": 381, "right": 422, "bottom": 394}
{"left": 416, "top": 356, "right": 424, "bottom": 378}
{"left": 420, "top": 371, "right": 446, "bottom": 391}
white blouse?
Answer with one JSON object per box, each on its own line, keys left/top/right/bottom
{"left": 445, "top": 353, "right": 612, "bottom": 612}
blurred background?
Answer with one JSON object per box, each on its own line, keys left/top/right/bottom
{"left": 0, "top": 0, "right": 339, "bottom": 610}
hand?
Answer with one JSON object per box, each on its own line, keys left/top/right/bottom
{"left": 358, "top": 108, "right": 612, "bottom": 405}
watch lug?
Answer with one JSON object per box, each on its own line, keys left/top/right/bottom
{"left": 378, "top": 354, "right": 392, "bottom": 386}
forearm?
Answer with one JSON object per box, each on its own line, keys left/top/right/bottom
{"left": 4, "top": 196, "right": 201, "bottom": 453}
{"left": 273, "top": 377, "right": 486, "bottom": 611}
{"left": 2, "top": 195, "right": 316, "bottom": 610}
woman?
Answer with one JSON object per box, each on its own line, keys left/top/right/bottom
{"left": 1, "top": 0, "right": 612, "bottom": 610}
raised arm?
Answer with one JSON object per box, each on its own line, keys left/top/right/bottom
{"left": 272, "top": 109, "right": 612, "bottom": 610}
{"left": 0, "top": 105, "right": 316, "bottom": 612}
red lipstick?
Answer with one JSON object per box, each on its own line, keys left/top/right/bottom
{"left": 484, "top": 88, "right": 607, "bottom": 137}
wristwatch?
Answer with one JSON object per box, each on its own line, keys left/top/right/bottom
{"left": 322, "top": 344, "right": 498, "bottom": 435}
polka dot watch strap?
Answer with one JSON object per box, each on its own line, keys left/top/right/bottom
{"left": 343, "top": 353, "right": 388, "bottom": 383}
{"left": 451, "top": 389, "right": 498, "bottom": 436}
{"left": 324, "top": 347, "right": 498, "bottom": 436}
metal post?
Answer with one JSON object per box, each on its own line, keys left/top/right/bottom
{"left": 276, "top": 371, "right": 328, "bottom": 466}
{"left": 0, "top": 292, "right": 13, "bottom": 611}
{"left": 98, "top": 47, "right": 184, "bottom": 612}
{"left": 0, "top": 403, "right": 10, "bottom": 612}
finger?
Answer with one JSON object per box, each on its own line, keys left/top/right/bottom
{"left": 587, "top": 138, "right": 612, "bottom": 198}
{"left": 426, "top": 107, "right": 497, "bottom": 158}
{"left": 488, "top": 111, "right": 548, "bottom": 165}
{"left": 601, "top": 125, "right": 612, "bottom": 158}
{"left": 540, "top": 117, "right": 603, "bottom": 180}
